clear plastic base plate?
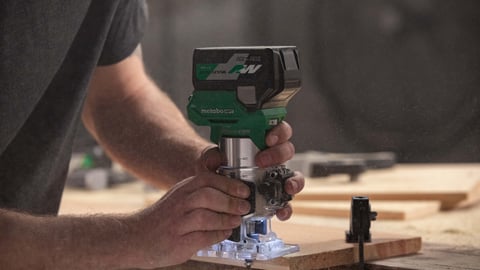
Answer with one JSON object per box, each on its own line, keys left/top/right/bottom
{"left": 197, "top": 237, "right": 299, "bottom": 261}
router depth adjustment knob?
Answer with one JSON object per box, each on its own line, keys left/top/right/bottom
{"left": 258, "top": 166, "right": 294, "bottom": 208}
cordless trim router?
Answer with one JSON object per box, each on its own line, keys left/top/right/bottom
{"left": 187, "top": 46, "right": 301, "bottom": 262}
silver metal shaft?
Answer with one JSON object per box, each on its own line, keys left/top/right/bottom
{"left": 219, "top": 137, "right": 259, "bottom": 168}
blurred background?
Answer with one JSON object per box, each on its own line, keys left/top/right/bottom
{"left": 74, "top": 0, "right": 480, "bottom": 166}
{"left": 64, "top": 1, "right": 480, "bottom": 253}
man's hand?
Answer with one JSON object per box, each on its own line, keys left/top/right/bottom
{"left": 0, "top": 172, "right": 251, "bottom": 269}
{"left": 260, "top": 121, "right": 305, "bottom": 221}
{"left": 130, "top": 172, "right": 251, "bottom": 267}
{"left": 199, "top": 121, "right": 305, "bottom": 221}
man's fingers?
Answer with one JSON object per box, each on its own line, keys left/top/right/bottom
{"left": 177, "top": 209, "right": 241, "bottom": 235}
{"left": 277, "top": 172, "right": 304, "bottom": 221}
{"left": 284, "top": 171, "right": 305, "bottom": 195}
{"left": 255, "top": 141, "right": 295, "bottom": 167}
{"left": 186, "top": 172, "right": 251, "bottom": 199}
{"left": 196, "top": 145, "right": 223, "bottom": 172}
{"left": 185, "top": 186, "right": 250, "bottom": 215}
{"left": 275, "top": 204, "right": 293, "bottom": 221}
{"left": 256, "top": 121, "right": 295, "bottom": 168}
{"left": 265, "top": 121, "right": 292, "bottom": 147}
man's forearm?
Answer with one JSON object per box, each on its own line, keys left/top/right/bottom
{"left": 0, "top": 209, "right": 140, "bottom": 269}
{"left": 82, "top": 65, "right": 212, "bottom": 188}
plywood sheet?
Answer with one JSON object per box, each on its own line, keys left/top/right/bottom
{"left": 292, "top": 200, "right": 441, "bottom": 220}
{"left": 296, "top": 164, "right": 480, "bottom": 210}
{"left": 164, "top": 221, "right": 421, "bottom": 270}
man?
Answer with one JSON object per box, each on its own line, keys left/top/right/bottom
{"left": 0, "top": 1, "right": 304, "bottom": 269}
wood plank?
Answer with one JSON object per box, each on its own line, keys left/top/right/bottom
{"left": 367, "top": 243, "right": 480, "bottom": 270}
{"left": 159, "top": 221, "right": 421, "bottom": 270}
{"left": 59, "top": 183, "right": 148, "bottom": 215}
{"left": 60, "top": 189, "right": 422, "bottom": 270}
{"left": 57, "top": 166, "right": 479, "bottom": 270}
{"left": 295, "top": 164, "right": 480, "bottom": 210}
{"left": 292, "top": 200, "right": 441, "bottom": 220}
{"left": 162, "top": 243, "right": 479, "bottom": 270}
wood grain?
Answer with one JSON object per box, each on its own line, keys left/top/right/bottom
{"left": 161, "top": 221, "right": 421, "bottom": 270}
{"left": 296, "top": 164, "right": 480, "bottom": 210}
{"left": 292, "top": 200, "right": 441, "bottom": 220}
{"left": 368, "top": 243, "right": 480, "bottom": 270}
{"left": 57, "top": 164, "right": 480, "bottom": 269}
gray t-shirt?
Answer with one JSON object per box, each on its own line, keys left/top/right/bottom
{"left": 0, "top": 0, "right": 147, "bottom": 214}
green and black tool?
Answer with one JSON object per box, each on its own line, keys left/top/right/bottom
{"left": 188, "top": 46, "right": 300, "bottom": 150}
{"left": 187, "top": 46, "right": 301, "bottom": 263}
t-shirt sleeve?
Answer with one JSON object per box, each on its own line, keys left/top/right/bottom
{"left": 97, "top": 0, "right": 147, "bottom": 66}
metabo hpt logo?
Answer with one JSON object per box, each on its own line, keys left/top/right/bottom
{"left": 200, "top": 108, "right": 235, "bottom": 114}
{"left": 196, "top": 53, "right": 262, "bottom": 80}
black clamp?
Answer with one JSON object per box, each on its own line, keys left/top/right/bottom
{"left": 346, "top": 196, "right": 377, "bottom": 269}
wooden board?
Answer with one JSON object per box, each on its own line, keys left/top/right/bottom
{"left": 159, "top": 221, "right": 421, "bottom": 270}
{"left": 368, "top": 243, "right": 480, "bottom": 270}
{"left": 59, "top": 183, "right": 148, "bottom": 215}
{"left": 58, "top": 165, "right": 479, "bottom": 270}
{"left": 292, "top": 200, "right": 441, "bottom": 220}
{"left": 296, "top": 164, "right": 480, "bottom": 210}
{"left": 59, "top": 188, "right": 421, "bottom": 270}
{"left": 143, "top": 194, "right": 441, "bottom": 220}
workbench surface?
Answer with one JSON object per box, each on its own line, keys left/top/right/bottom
{"left": 59, "top": 164, "right": 480, "bottom": 269}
